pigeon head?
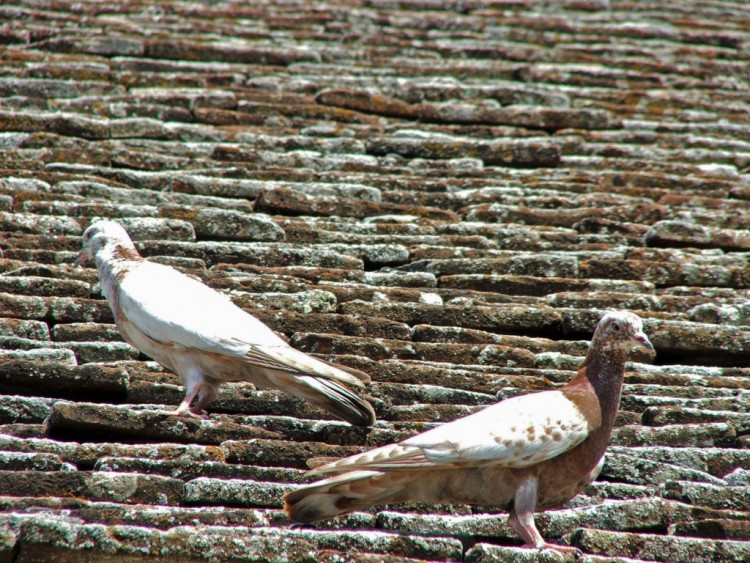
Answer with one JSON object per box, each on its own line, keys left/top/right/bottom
{"left": 591, "top": 310, "right": 654, "bottom": 355}
{"left": 75, "top": 220, "right": 140, "bottom": 267}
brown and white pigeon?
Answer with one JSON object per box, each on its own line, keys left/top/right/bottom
{"left": 283, "top": 310, "right": 653, "bottom": 552}
{"left": 75, "top": 219, "right": 376, "bottom": 426}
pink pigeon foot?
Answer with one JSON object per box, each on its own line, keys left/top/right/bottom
{"left": 157, "top": 388, "right": 209, "bottom": 419}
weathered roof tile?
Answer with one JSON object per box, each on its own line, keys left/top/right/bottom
{"left": 1, "top": 0, "right": 749, "bottom": 559}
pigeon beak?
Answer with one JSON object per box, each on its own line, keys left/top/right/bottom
{"left": 73, "top": 251, "right": 86, "bottom": 268}
{"left": 633, "top": 331, "right": 654, "bottom": 352}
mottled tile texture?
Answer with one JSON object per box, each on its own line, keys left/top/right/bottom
{"left": 1, "top": 0, "right": 749, "bottom": 561}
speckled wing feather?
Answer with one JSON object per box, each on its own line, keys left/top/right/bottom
{"left": 117, "top": 260, "right": 365, "bottom": 387}
{"left": 309, "top": 389, "right": 592, "bottom": 475}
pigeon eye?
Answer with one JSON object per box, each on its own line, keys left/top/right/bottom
{"left": 612, "top": 322, "right": 621, "bottom": 331}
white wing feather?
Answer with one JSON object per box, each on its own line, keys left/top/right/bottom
{"left": 118, "top": 262, "right": 286, "bottom": 354}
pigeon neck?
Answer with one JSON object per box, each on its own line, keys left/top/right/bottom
{"left": 581, "top": 344, "right": 626, "bottom": 427}
{"left": 94, "top": 242, "right": 142, "bottom": 301}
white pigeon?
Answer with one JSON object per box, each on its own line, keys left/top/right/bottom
{"left": 75, "top": 219, "right": 376, "bottom": 426}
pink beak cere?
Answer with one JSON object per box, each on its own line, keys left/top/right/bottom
{"left": 635, "top": 333, "right": 654, "bottom": 351}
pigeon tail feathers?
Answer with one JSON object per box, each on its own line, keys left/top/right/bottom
{"left": 284, "top": 470, "right": 385, "bottom": 523}
{"left": 321, "top": 360, "right": 371, "bottom": 385}
{"left": 276, "top": 373, "right": 376, "bottom": 427}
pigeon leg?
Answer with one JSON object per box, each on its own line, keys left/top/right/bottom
{"left": 160, "top": 370, "right": 209, "bottom": 420}
{"left": 191, "top": 387, "right": 217, "bottom": 416}
{"left": 509, "top": 477, "right": 581, "bottom": 555}
{"left": 509, "top": 476, "right": 545, "bottom": 549}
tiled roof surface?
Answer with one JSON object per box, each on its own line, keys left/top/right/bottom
{"left": 1, "top": 0, "right": 750, "bottom": 561}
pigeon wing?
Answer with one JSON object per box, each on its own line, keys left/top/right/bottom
{"left": 244, "top": 344, "right": 369, "bottom": 387}
{"left": 116, "top": 262, "right": 366, "bottom": 386}
{"left": 117, "top": 262, "right": 287, "bottom": 354}
{"left": 309, "top": 390, "right": 591, "bottom": 475}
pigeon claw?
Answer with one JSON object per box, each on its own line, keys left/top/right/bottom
{"left": 188, "top": 408, "right": 210, "bottom": 420}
